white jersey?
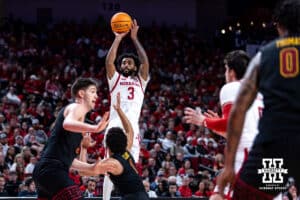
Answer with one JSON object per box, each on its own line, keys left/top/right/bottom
{"left": 220, "top": 81, "right": 264, "bottom": 173}
{"left": 106, "top": 71, "right": 149, "bottom": 161}
{"left": 214, "top": 81, "right": 264, "bottom": 196}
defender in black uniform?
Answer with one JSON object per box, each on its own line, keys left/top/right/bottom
{"left": 33, "top": 78, "right": 109, "bottom": 200}
{"left": 81, "top": 93, "right": 149, "bottom": 200}
{"left": 217, "top": 0, "right": 300, "bottom": 199}
{"left": 107, "top": 138, "right": 149, "bottom": 200}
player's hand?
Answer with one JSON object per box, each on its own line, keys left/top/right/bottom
{"left": 217, "top": 167, "right": 235, "bottom": 198}
{"left": 113, "top": 92, "right": 121, "bottom": 111}
{"left": 95, "top": 112, "right": 109, "bottom": 133}
{"left": 81, "top": 133, "right": 96, "bottom": 148}
{"left": 81, "top": 133, "right": 91, "bottom": 148}
{"left": 183, "top": 107, "right": 205, "bottom": 126}
{"left": 130, "top": 19, "right": 139, "bottom": 41}
{"left": 114, "top": 31, "right": 129, "bottom": 40}
{"left": 204, "top": 109, "right": 220, "bottom": 119}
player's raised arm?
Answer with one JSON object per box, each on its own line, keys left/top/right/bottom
{"left": 113, "top": 92, "right": 134, "bottom": 150}
{"left": 106, "top": 32, "right": 129, "bottom": 79}
{"left": 130, "top": 19, "right": 149, "bottom": 81}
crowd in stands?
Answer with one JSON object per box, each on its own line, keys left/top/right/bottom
{"left": 0, "top": 14, "right": 285, "bottom": 198}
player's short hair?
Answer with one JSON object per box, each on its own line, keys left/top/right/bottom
{"left": 224, "top": 50, "right": 250, "bottom": 80}
{"left": 106, "top": 127, "right": 127, "bottom": 154}
{"left": 116, "top": 53, "right": 140, "bottom": 75}
{"left": 71, "top": 78, "right": 98, "bottom": 98}
{"left": 274, "top": 0, "right": 300, "bottom": 35}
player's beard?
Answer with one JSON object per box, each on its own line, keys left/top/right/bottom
{"left": 122, "top": 69, "right": 136, "bottom": 77}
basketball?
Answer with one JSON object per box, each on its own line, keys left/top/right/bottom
{"left": 110, "top": 12, "right": 132, "bottom": 33}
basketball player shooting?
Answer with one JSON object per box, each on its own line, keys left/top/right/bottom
{"left": 103, "top": 18, "right": 150, "bottom": 200}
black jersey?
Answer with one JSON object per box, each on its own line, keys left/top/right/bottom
{"left": 258, "top": 36, "right": 300, "bottom": 136}
{"left": 40, "top": 107, "right": 83, "bottom": 169}
{"left": 109, "top": 151, "right": 146, "bottom": 196}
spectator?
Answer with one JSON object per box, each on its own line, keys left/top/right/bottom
{"left": 173, "top": 152, "right": 184, "bottom": 170}
{"left": 196, "top": 138, "right": 209, "bottom": 156}
{"left": 9, "top": 127, "right": 21, "bottom": 145}
{"left": 0, "top": 133, "right": 8, "bottom": 156}
{"left": 0, "top": 114, "right": 5, "bottom": 131}
{"left": 170, "top": 137, "right": 185, "bottom": 157}
{"left": 168, "top": 165, "right": 177, "bottom": 178}
{"left": 23, "top": 127, "right": 35, "bottom": 146}
{"left": 183, "top": 136, "right": 199, "bottom": 159}
{"left": 206, "top": 181, "right": 215, "bottom": 197}
{"left": 143, "top": 180, "right": 157, "bottom": 198}
{"left": 13, "top": 135, "right": 24, "bottom": 154}
{"left": 158, "top": 131, "right": 175, "bottom": 152}
{"left": 5, "top": 171, "right": 21, "bottom": 196}
{"left": 155, "top": 179, "right": 168, "bottom": 197}
{"left": 150, "top": 143, "right": 166, "bottom": 168}
{"left": 21, "top": 146, "right": 32, "bottom": 165}
{"left": 194, "top": 181, "right": 207, "bottom": 197}
{"left": 31, "top": 119, "right": 48, "bottom": 145}
{"left": 23, "top": 74, "right": 43, "bottom": 95}
{"left": 178, "top": 159, "right": 194, "bottom": 177}
{"left": 147, "top": 158, "right": 159, "bottom": 183}
{"left": 83, "top": 178, "right": 97, "bottom": 198}
{"left": 18, "top": 108, "right": 32, "bottom": 127}
{"left": 0, "top": 174, "right": 8, "bottom": 196}
{"left": 150, "top": 170, "right": 166, "bottom": 191}
{"left": 141, "top": 167, "right": 150, "bottom": 181}
{"left": 139, "top": 142, "right": 150, "bottom": 162}
{"left": 167, "top": 176, "right": 177, "bottom": 185}
{"left": 6, "top": 87, "right": 21, "bottom": 105}
{"left": 178, "top": 176, "right": 192, "bottom": 197}
{"left": 5, "top": 146, "right": 16, "bottom": 168}
{"left": 162, "top": 182, "right": 181, "bottom": 198}
{"left": 18, "top": 177, "right": 37, "bottom": 197}
{"left": 0, "top": 151, "right": 9, "bottom": 174}
{"left": 213, "top": 153, "right": 224, "bottom": 172}
{"left": 79, "top": 176, "right": 89, "bottom": 192}
{"left": 10, "top": 153, "right": 24, "bottom": 172}
{"left": 44, "top": 74, "right": 62, "bottom": 101}
{"left": 16, "top": 160, "right": 26, "bottom": 182}
{"left": 24, "top": 156, "right": 37, "bottom": 176}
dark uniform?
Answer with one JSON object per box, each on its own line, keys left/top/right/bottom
{"left": 109, "top": 151, "right": 149, "bottom": 200}
{"left": 234, "top": 36, "right": 300, "bottom": 199}
{"left": 33, "top": 107, "right": 83, "bottom": 200}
